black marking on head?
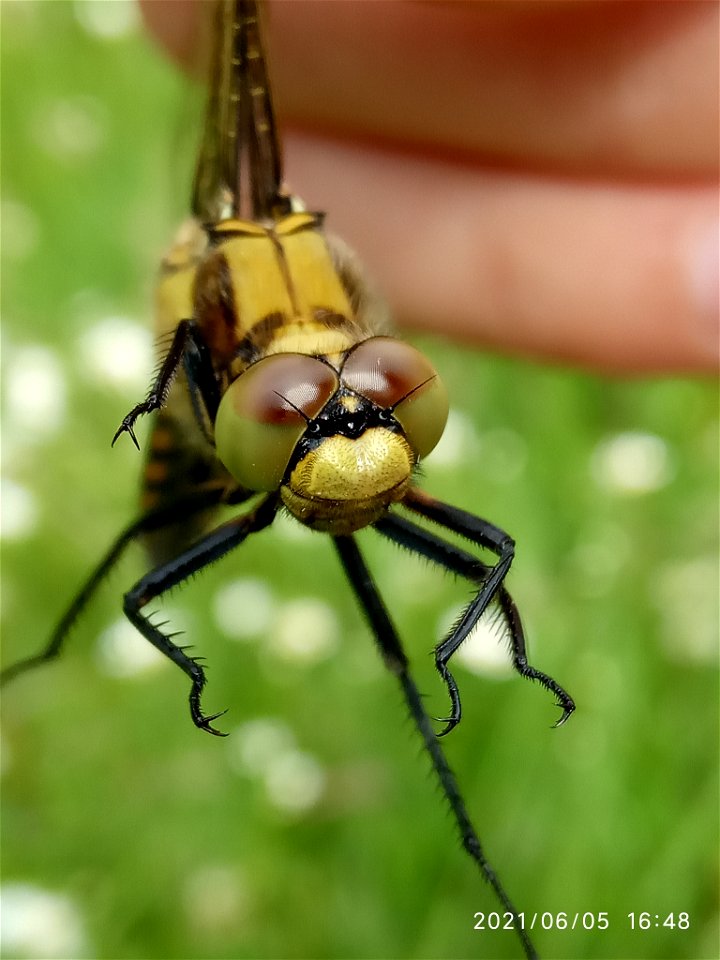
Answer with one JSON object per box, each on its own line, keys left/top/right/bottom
{"left": 287, "top": 389, "right": 402, "bottom": 471}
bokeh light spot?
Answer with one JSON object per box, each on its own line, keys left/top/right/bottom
{"left": 5, "top": 345, "right": 67, "bottom": 438}
{"left": 78, "top": 317, "right": 151, "bottom": 391}
{"left": 182, "top": 865, "right": 250, "bottom": 938}
{"left": 31, "top": 96, "right": 107, "bottom": 160}
{"left": 591, "top": 432, "right": 674, "bottom": 494}
{"left": 213, "top": 578, "right": 274, "bottom": 641}
{"left": 228, "top": 717, "right": 297, "bottom": 777}
{"left": 264, "top": 749, "right": 326, "bottom": 814}
{"left": 269, "top": 598, "right": 340, "bottom": 664}
{"left": 0, "top": 884, "right": 91, "bottom": 959}
{"left": 95, "top": 618, "right": 167, "bottom": 678}
{"left": 0, "top": 480, "right": 39, "bottom": 541}
{"left": 73, "top": 0, "right": 140, "bottom": 39}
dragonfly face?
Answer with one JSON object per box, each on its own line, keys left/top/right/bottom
{"left": 1, "top": 4, "right": 574, "bottom": 957}
{"left": 216, "top": 331, "right": 448, "bottom": 533}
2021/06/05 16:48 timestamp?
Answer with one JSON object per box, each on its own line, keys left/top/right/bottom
{"left": 472, "top": 911, "right": 691, "bottom": 932}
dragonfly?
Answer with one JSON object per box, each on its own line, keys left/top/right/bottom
{"left": 2, "top": 2, "right": 574, "bottom": 957}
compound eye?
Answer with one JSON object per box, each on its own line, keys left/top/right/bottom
{"left": 342, "top": 337, "right": 448, "bottom": 458}
{"left": 215, "top": 354, "right": 339, "bottom": 490}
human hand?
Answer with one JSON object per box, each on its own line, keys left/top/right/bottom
{"left": 141, "top": 0, "right": 718, "bottom": 374}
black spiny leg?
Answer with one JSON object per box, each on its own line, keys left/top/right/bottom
{"left": 122, "top": 493, "right": 278, "bottom": 736}
{"left": 383, "top": 488, "right": 574, "bottom": 736}
{"left": 112, "top": 319, "right": 218, "bottom": 449}
{"left": 0, "top": 487, "right": 231, "bottom": 689}
{"left": 333, "top": 534, "right": 539, "bottom": 960}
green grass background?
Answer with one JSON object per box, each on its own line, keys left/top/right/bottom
{"left": 1, "top": 3, "right": 718, "bottom": 959}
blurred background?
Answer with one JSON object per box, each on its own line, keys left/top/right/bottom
{"left": 1, "top": 2, "right": 717, "bottom": 959}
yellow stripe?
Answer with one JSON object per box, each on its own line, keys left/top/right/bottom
{"left": 262, "top": 323, "right": 358, "bottom": 358}
{"left": 281, "top": 229, "right": 352, "bottom": 319}
{"left": 221, "top": 234, "right": 296, "bottom": 322}
{"left": 218, "top": 214, "right": 352, "bottom": 330}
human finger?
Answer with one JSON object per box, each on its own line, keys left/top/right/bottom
{"left": 285, "top": 132, "right": 717, "bottom": 374}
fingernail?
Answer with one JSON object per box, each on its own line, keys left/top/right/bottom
{"left": 688, "top": 216, "right": 719, "bottom": 365}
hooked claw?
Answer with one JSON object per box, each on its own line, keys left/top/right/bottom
{"left": 552, "top": 696, "right": 576, "bottom": 729}
{"left": 434, "top": 713, "right": 461, "bottom": 738}
{"left": 195, "top": 707, "right": 229, "bottom": 738}
{"left": 111, "top": 401, "right": 151, "bottom": 449}
{"left": 111, "top": 419, "right": 140, "bottom": 449}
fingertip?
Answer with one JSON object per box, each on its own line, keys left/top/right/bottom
{"left": 284, "top": 132, "right": 717, "bottom": 375}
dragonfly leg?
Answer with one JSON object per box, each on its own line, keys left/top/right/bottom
{"left": 333, "top": 533, "right": 539, "bottom": 960}
{"left": 0, "top": 487, "right": 231, "bottom": 689}
{"left": 112, "top": 319, "right": 219, "bottom": 448}
{"left": 377, "top": 494, "right": 575, "bottom": 736}
{"left": 122, "top": 493, "right": 278, "bottom": 736}
{"left": 491, "top": 583, "right": 576, "bottom": 728}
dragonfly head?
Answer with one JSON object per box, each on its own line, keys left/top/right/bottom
{"left": 214, "top": 337, "right": 449, "bottom": 533}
